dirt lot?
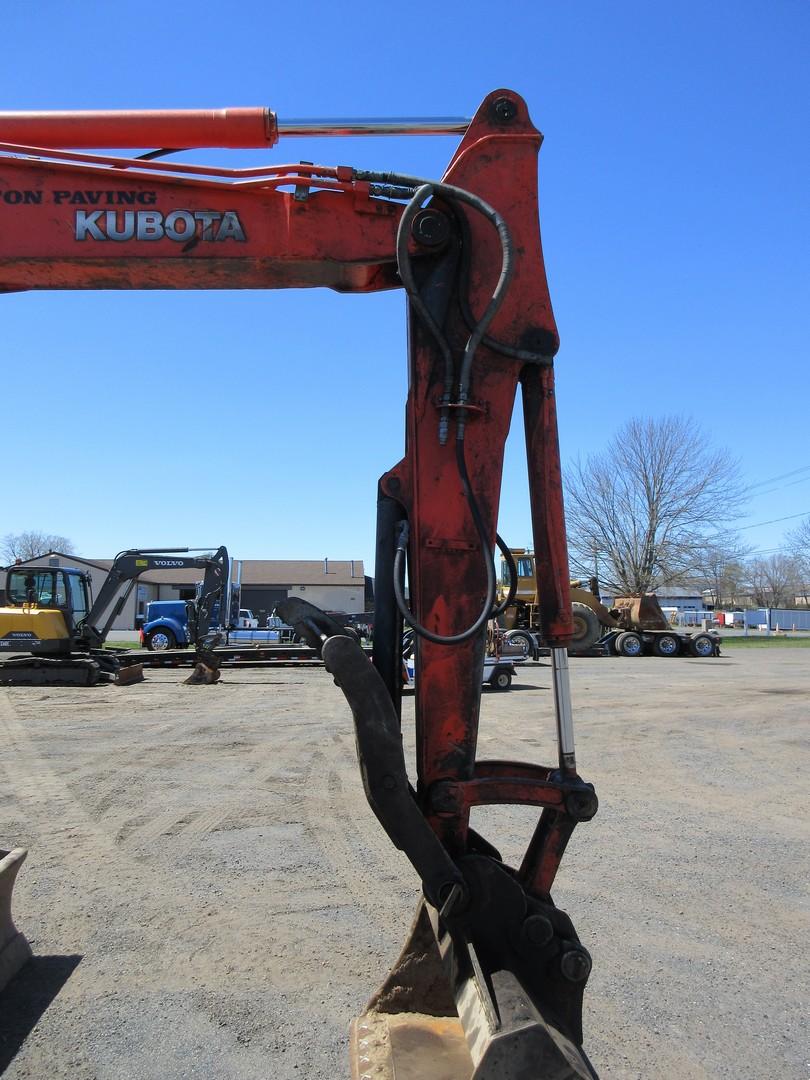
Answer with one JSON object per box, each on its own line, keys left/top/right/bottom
{"left": 0, "top": 649, "right": 807, "bottom": 1079}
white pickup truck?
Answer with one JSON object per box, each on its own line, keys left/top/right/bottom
{"left": 235, "top": 609, "right": 259, "bottom": 629}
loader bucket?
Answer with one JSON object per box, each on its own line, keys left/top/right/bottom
{"left": 612, "top": 594, "right": 670, "bottom": 631}
{"left": 0, "top": 847, "right": 32, "bottom": 992}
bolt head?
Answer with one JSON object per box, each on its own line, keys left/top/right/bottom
{"left": 560, "top": 948, "right": 592, "bottom": 984}
{"left": 523, "top": 914, "right": 554, "bottom": 947}
{"left": 411, "top": 209, "right": 450, "bottom": 248}
{"left": 492, "top": 97, "right": 518, "bottom": 124}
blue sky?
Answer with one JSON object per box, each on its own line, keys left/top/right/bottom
{"left": 2, "top": 1, "right": 808, "bottom": 574}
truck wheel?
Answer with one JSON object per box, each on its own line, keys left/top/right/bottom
{"left": 490, "top": 669, "right": 512, "bottom": 691}
{"left": 616, "top": 631, "right": 643, "bottom": 657}
{"left": 504, "top": 629, "right": 534, "bottom": 660}
{"left": 569, "top": 602, "right": 602, "bottom": 655}
{"left": 653, "top": 633, "right": 680, "bottom": 657}
{"left": 689, "top": 633, "right": 715, "bottom": 657}
{"left": 146, "top": 628, "right": 176, "bottom": 651}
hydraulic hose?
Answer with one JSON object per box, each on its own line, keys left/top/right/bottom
{"left": 392, "top": 444, "right": 517, "bottom": 645}
{"left": 359, "top": 169, "right": 516, "bottom": 644}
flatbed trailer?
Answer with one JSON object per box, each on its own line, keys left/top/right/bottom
{"left": 505, "top": 628, "right": 721, "bottom": 661}
{"left": 598, "top": 627, "right": 721, "bottom": 658}
{"left": 117, "top": 642, "right": 335, "bottom": 669}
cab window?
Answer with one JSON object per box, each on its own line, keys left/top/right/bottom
{"left": 517, "top": 558, "right": 534, "bottom": 578}
{"left": 7, "top": 569, "right": 58, "bottom": 606}
{"left": 67, "top": 573, "right": 89, "bottom": 624}
{"left": 55, "top": 572, "right": 68, "bottom": 607}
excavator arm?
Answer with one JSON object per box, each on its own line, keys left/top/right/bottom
{"left": 0, "top": 90, "right": 598, "bottom": 1077}
{"left": 78, "top": 546, "right": 228, "bottom": 648}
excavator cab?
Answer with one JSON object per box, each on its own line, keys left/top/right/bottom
{"left": 1, "top": 566, "right": 91, "bottom": 655}
{"left": 5, "top": 567, "right": 90, "bottom": 625}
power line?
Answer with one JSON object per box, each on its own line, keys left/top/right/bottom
{"left": 738, "top": 510, "right": 810, "bottom": 531}
{"left": 748, "top": 475, "right": 810, "bottom": 499}
{"left": 744, "top": 465, "right": 810, "bottom": 493}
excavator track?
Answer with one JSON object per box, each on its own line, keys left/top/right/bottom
{"left": 0, "top": 655, "right": 108, "bottom": 687}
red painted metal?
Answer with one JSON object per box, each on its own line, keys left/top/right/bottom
{"left": 380, "top": 91, "right": 573, "bottom": 859}
{"left": 0, "top": 88, "right": 584, "bottom": 898}
{"left": 0, "top": 107, "right": 277, "bottom": 149}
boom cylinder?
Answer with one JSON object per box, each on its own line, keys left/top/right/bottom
{"left": 0, "top": 108, "right": 277, "bottom": 149}
{"left": 0, "top": 110, "right": 470, "bottom": 150}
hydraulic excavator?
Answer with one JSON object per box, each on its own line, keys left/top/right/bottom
{"left": 0, "top": 546, "right": 228, "bottom": 684}
{"left": 0, "top": 92, "right": 600, "bottom": 1077}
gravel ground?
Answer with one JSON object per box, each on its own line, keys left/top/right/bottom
{"left": 0, "top": 649, "right": 807, "bottom": 1079}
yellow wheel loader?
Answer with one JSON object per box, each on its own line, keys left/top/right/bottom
{"left": 498, "top": 549, "right": 619, "bottom": 655}
{"left": 498, "top": 550, "right": 720, "bottom": 658}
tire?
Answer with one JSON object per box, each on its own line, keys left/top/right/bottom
{"left": 689, "top": 633, "right": 715, "bottom": 658}
{"left": 145, "top": 628, "right": 176, "bottom": 651}
{"left": 490, "top": 669, "right": 512, "bottom": 691}
{"left": 615, "top": 631, "right": 643, "bottom": 657}
{"left": 601, "top": 633, "right": 619, "bottom": 656}
{"left": 569, "top": 602, "right": 602, "bottom": 655}
{"left": 504, "top": 629, "right": 534, "bottom": 661}
{"left": 652, "top": 633, "right": 680, "bottom": 658}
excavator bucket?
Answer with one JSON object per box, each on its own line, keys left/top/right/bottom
{"left": 184, "top": 662, "right": 221, "bottom": 685}
{"left": 276, "top": 601, "right": 599, "bottom": 1080}
{"left": 115, "top": 663, "right": 144, "bottom": 685}
{"left": 0, "top": 847, "right": 32, "bottom": 992}
{"left": 350, "top": 905, "right": 473, "bottom": 1080}
{"left": 350, "top": 902, "right": 597, "bottom": 1080}
{"left": 183, "top": 652, "right": 221, "bottom": 684}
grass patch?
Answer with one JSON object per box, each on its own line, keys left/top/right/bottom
{"left": 104, "top": 640, "right": 142, "bottom": 651}
{"left": 720, "top": 636, "right": 810, "bottom": 648}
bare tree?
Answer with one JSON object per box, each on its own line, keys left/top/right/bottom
{"left": 564, "top": 416, "right": 746, "bottom": 594}
{"left": 746, "top": 553, "right": 801, "bottom": 608}
{"left": 786, "top": 516, "right": 810, "bottom": 606}
{"left": 1, "top": 531, "right": 76, "bottom": 564}
{"left": 692, "top": 539, "right": 751, "bottom": 608}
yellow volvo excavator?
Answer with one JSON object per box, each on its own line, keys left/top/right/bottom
{"left": 0, "top": 547, "right": 228, "bottom": 685}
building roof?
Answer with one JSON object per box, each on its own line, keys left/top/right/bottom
{"left": 653, "top": 587, "right": 706, "bottom": 599}
{"left": 8, "top": 552, "right": 365, "bottom": 587}
{"left": 238, "top": 560, "right": 364, "bottom": 586}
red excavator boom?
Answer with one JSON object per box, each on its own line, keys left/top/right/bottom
{"left": 0, "top": 90, "right": 598, "bottom": 1079}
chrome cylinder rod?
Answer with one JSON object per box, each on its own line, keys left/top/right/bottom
{"left": 0, "top": 111, "right": 469, "bottom": 151}
{"left": 277, "top": 117, "right": 471, "bottom": 137}
{"left": 550, "top": 647, "right": 577, "bottom": 773}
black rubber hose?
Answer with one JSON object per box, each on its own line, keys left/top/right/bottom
{"left": 448, "top": 201, "right": 554, "bottom": 366}
{"left": 362, "top": 169, "right": 516, "bottom": 643}
{"left": 392, "top": 439, "right": 497, "bottom": 646}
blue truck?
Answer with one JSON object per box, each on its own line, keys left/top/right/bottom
{"left": 140, "top": 601, "right": 296, "bottom": 650}
{"left": 140, "top": 600, "right": 195, "bottom": 650}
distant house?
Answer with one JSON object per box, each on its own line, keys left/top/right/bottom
{"left": 2, "top": 552, "right": 370, "bottom": 631}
